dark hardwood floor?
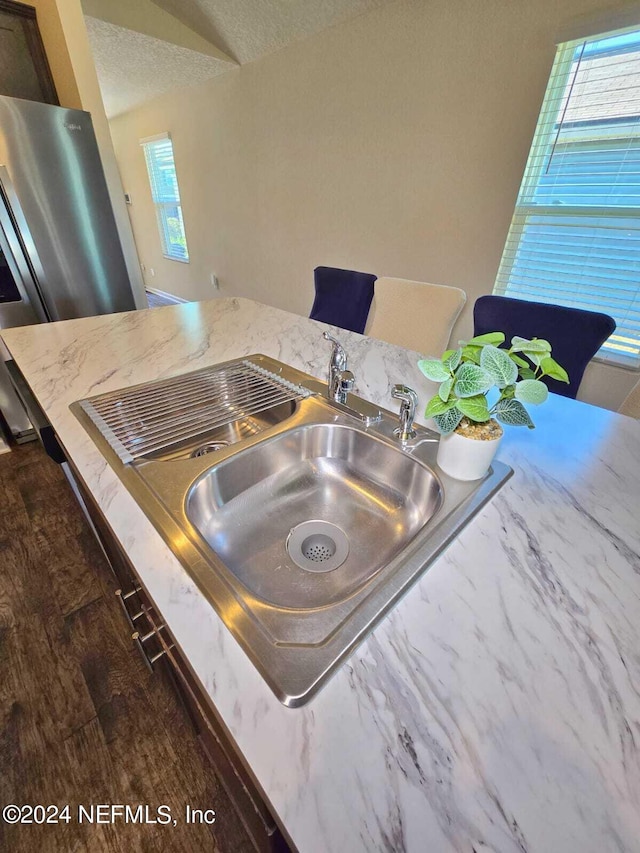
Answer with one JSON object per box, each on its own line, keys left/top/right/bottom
{"left": 0, "top": 441, "right": 255, "bottom": 853}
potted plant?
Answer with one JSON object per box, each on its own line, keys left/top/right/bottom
{"left": 417, "top": 332, "right": 568, "bottom": 480}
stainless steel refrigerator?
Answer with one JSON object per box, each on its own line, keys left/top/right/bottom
{"left": 0, "top": 95, "right": 136, "bottom": 439}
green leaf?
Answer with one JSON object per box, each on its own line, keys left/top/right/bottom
{"left": 465, "top": 332, "right": 506, "bottom": 347}
{"left": 518, "top": 366, "right": 536, "bottom": 380}
{"left": 515, "top": 378, "right": 548, "bottom": 405}
{"left": 438, "top": 377, "right": 453, "bottom": 402}
{"left": 417, "top": 359, "right": 450, "bottom": 382}
{"left": 461, "top": 345, "right": 481, "bottom": 365}
{"left": 425, "top": 395, "right": 456, "bottom": 418}
{"left": 480, "top": 345, "right": 518, "bottom": 388}
{"left": 500, "top": 384, "right": 516, "bottom": 399}
{"left": 456, "top": 394, "right": 490, "bottom": 422}
{"left": 539, "top": 355, "right": 569, "bottom": 383}
{"left": 433, "top": 407, "right": 464, "bottom": 435}
{"left": 493, "top": 398, "right": 535, "bottom": 428}
{"left": 510, "top": 353, "right": 530, "bottom": 369}
{"left": 442, "top": 347, "right": 462, "bottom": 372}
{"left": 454, "top": 363, "right": 494, "bottom": 398}
{"left": 510, "top": 336, "right": 552, "bottom": 354}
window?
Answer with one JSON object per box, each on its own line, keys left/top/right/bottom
{"left": 140, "top": 133, "right": 189, "bottom": 262}
{"left": 494, "top": 27, "right": 640, "bottom": 367}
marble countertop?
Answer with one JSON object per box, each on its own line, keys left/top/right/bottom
{"left": 3, "top": 297, "right": 640, "bottom": 853}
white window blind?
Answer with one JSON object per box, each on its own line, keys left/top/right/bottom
{"left": 140, "top": 133, "right": 189, "bottom": 263}
{"left": 494, "top": 28, "right": 640, "bottom": 367}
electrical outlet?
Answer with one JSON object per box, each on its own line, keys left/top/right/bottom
{"left": 149, "top": 268, "right": 155, "bottom": 277}
{"left": 210, "top": 273, "right": 219, "bottom": 290}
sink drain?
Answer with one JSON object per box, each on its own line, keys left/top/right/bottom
{"left": 190, "top": 441, "right": 229, "bottom": 458}
{"left": 286, "top": 520, "right": 349, "bottom": 573}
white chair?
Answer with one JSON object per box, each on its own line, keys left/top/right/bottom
{"left": 619, "top": 379, "right": 640, "bottom": 419}
{"left": 365, "top": 277, "right": 466, "bottom": 355}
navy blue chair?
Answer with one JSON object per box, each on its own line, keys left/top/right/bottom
{"left": 473, "top": 295, "right": 616, "bottom": 399}
{"left": 309, "top": 266, "right": 375, "bottom": 334}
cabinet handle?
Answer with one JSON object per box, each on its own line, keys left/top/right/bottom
{"left": 115, "top": 587, "right": 144, "bottom": 629}
{"left": 138, "top": 624, "right": 166, "bottom": 643}
{"left": 131, "top": 630, "right": 155, "bottom": 672}
{"left": 131, "top": 623, "right": 174, "bottom": 671}
{"left": 119, "top": 585, "right": 141, "bottom": 600}
{"left": 149, "top": 647, "right": 175, "bottom": 665}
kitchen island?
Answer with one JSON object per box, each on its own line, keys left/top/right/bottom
{"left": 2, "top": 296, "right": 640, "bottom": 853}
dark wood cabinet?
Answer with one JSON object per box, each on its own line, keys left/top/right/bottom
{"left": 0, "top": 0, "right": 58, "bottom": 104}
{"left": 63, "top": 457, "right": 293, "bottom": 853}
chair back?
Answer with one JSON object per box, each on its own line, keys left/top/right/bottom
{"left": 309, "top": 266, "right": 375, "bottom": 334}
{"left": 473, "top": 295, "right": 616, "bottom": 398}
{"left": 619, "top": 379, "right": 640, "bottom": 418}
{"left": 366, "top": 277, "right": 466, "bottom": 355}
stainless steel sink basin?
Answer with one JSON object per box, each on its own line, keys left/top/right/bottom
{"left": 186, "top": 423, "right": 442, "bottom": 609}
{"left": 148, "top": 399, "right": 297, "bottom": 461}
{"left": 72, "top": 354, "right": 512, "bottom": 706}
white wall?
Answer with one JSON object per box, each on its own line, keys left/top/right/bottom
{"left": 109, "top": 0, "right": 640, "bottom": 409}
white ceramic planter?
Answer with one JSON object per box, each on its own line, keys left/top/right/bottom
{"left": 436, "top": 428, "right": 502, "bottom": 481}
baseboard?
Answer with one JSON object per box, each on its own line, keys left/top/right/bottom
{"left": 145, "top": 287, "right": 189, "bottom": 305}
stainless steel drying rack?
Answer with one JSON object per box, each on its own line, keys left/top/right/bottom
{"left": 78, "top": 358, "right": 312, "bottom": 464}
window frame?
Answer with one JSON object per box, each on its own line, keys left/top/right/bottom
{"left": 494, "top": 28, "right": 640, "bottom": 370}
{"left": 139, "top": 132, "right": 190, "bottom": 264}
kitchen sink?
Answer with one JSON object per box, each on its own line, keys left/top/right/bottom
{"left": 72, "top": 354, "right": 512, "bottom": 706}
{"left": 186, "top": 422, "right": 442, "bottom": 609}
{"left": 147, "top": 399, "right": 297, "bottom": 461}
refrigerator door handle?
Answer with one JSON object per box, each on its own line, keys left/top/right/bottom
{"left": 0, "top": 166, "right": 50, "bottom": 322}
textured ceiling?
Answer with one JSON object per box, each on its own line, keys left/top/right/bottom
{"left": 85, "top": 17, "right": 232, "bottom": 118}
{"left": 152, "top": 0, "right": 388, "bottom": 65}
{"left": 84, "top": 0, "right": 389, "bottom": 118}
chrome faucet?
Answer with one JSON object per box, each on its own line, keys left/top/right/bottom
{"left": 323, "top": 331, "right": 354, "bottom": 404}
{"left": 392, "top": 384, "right": 418, "bottom": 441}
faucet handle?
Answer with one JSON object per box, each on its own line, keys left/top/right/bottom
{"left": 322, "top": 331, "right": 347, "bottom": 364}
{"left": 322, "top": 330, "right": 341, "bottom": 346}
{"left": 323, "top": 331, "right": 348, "bottom": 400}
{"left": 392, "top": 384, "right": 418, "bottom": 441}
